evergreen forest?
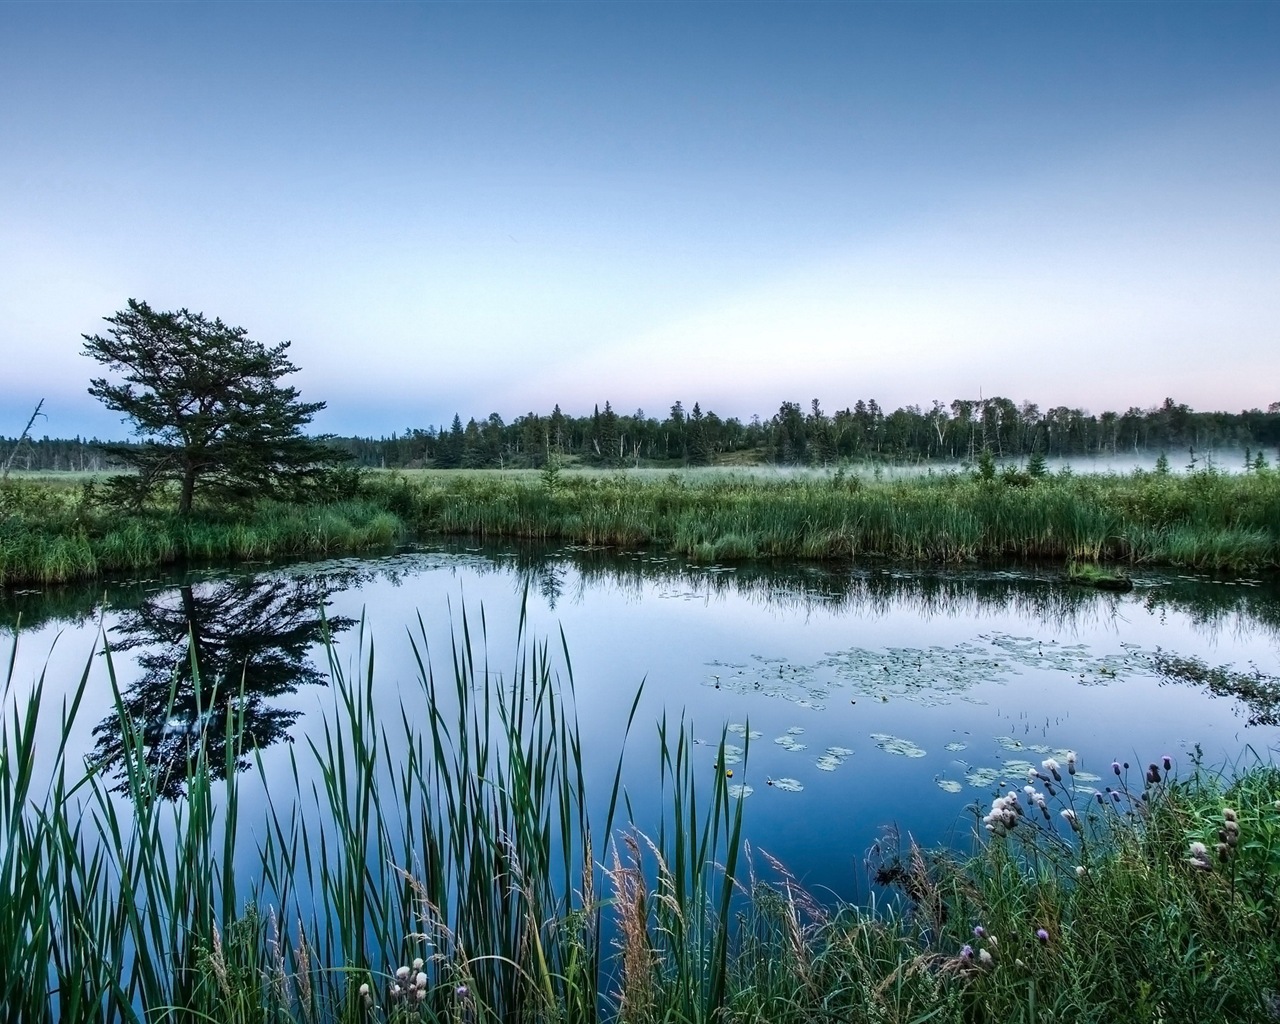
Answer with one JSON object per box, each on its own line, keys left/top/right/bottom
{"left": 8, "top": 395, "right": 1280, "bottom": 472}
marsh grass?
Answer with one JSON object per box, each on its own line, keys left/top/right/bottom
{"left": 372, "top": 465, "right": 1280, "bottom": 573}
{"left": 6, "top": 466, "right": 1280, "bottom": 587}
{"left": 0, "top": 476, "right": 403, "bottom": 586}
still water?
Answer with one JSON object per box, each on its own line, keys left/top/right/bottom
{"left": 5, "top": 542, "right": 1280, "bottom": 901}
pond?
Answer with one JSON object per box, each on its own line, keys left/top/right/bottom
{"left": 5, "top": 542, "right": 1280, "bottom": 903}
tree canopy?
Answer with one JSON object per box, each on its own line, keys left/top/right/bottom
{"left": 83, "top": 299, "right": 348, "bottom": 514}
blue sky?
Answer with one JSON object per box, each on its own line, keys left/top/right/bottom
{"left": 2, "top": 1, "right": 1278, "bottom": 437}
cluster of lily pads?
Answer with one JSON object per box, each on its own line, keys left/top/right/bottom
{"left": 706, "top": 632, "right": 1154, "bottom": 713}
{"left": 702, "top": 632, "right": 1168, "bottom": 802}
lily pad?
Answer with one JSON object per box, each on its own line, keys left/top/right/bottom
{"left": 770, "top": 777, "right": 804, "bottom": 793}
{"left": 965, "top": 767, "right": 1001, "bottom": 788}
{"left": 870, "top": 733, "right": 926, "bottom": 758}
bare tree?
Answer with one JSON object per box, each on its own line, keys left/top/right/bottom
{"left": 2, "top": 399, "right": 45, "bottom": 481}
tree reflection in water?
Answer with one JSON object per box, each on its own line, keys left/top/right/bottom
{"left": 91, "top": 572, "right": 356, "bottom": 800}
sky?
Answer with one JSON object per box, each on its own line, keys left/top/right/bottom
{"left": 2, "top": 1, "right": 1278, "bottom": 438}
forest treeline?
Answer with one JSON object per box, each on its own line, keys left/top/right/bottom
{"left": 7, "top": 395, "right": 1280, "bottom": 472}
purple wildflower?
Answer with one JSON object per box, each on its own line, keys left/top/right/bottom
{"left": 1036, "top": 928, "right": 1049, "bottom": 944}
{"left": 960, "top": 944, "right": 974, "bottom": 960}
{"left": 973, "top": 925, "right": 986, "bottom": 939}
{"left": 1112, "top": 761, "right": 1121, "bottom": 776}
{"left": 1162, "top": 755, "right": 1173, "bottom": 771}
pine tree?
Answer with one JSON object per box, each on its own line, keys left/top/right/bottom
{"left": 687, "top": 402, "right": 711, "bottom": 466}
{"left": 82, "top": 299, "right": 348, "bottom": 514}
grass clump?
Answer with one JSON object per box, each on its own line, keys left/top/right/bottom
{"left": 1065, "top": 561, "right": 1134, "bottom": 590}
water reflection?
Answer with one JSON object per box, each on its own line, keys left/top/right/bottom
{"left": 5, "top": 542, "right": 1280, "bottom": 797}
{"left": 5, "top": 544, "right": 1280, "bottom": 644}
{"left": 88, "top": 573, "right": 357, "bottom": 800}
{"left": 489, "top": 543, "right": 1280, "bottom": 640}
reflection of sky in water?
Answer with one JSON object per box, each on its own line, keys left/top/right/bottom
{"left": 5, "top": 546, "right": 1280, "bottom": 903}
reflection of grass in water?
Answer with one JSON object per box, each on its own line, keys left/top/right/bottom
{"left": 12, "top": 534, "right": 1280, "bottom": 643}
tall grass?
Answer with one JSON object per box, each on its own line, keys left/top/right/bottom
{"left": 0, "top": 605, "right": 751, "bottom": 1022}
{"left": 371, "top": 465, "right": 1280, "bottom": 572}
{"left": 7, "top": 467, "right": 1280, "bottom": 587}
{"left": 0, "top": 477, "right": 404, "bottom": 586}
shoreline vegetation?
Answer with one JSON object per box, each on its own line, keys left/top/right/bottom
{"left": 3, "top": 618, "right": 1279, "bottom": 1022}
{"left": 4, "top": 462, "right": 1280, "bottom": 588}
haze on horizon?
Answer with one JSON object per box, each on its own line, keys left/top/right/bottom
{"left": 2, "top": 2, "right": 1278, "bottom": 439}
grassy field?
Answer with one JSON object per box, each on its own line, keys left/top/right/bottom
{"left": 3, "top": 616, "right": 1279, "bottom": 1022}
{"left": 4, "top": 463, "right": 1280, "bottom": 587}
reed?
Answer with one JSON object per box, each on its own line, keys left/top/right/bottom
{"left": 0, "top": 603, "right": 751, "bottom": 1022}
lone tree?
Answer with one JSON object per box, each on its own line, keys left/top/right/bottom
{"left": 83, "top": 299, "right": 349, "bottom": 515}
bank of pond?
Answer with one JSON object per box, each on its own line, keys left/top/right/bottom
{"left": 4, "top": 464, "right": 1280, "bottom": 589}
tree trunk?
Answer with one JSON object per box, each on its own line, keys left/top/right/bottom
{"left": 179, "top": 463, "right": 197, "bottom": 516}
